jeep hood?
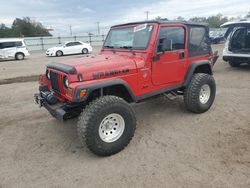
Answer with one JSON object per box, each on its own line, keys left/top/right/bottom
{"left": 47, "top": 54, "right": 140, "bottom": 81}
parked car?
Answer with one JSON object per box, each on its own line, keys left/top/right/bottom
{"left": 0, "top": 38, "right": 30, "bottom": 60}
{"left": 221, "top": 20, "right": 250, "bottom": 67}
{"left": 35, "top": 21, "right": 218, "bottom": 156}
{"left": 46, "top": 41, "right": 92, "bottom": 57}
{"left": 209, "top": 31, "right": 226, "bottom": 44}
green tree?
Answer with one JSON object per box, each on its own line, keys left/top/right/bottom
{"left": 12, "top": 17, "right": 52, "bottom": 37}
{"left": 155, "top": 16, "right": 168, "bottom": 21}
{"left": 189, "top": 17, "right": 207, "bottom": 23}
{"left": 206, "top": 14, "right": 228, "bottom": 28}
{"left": 0, "top": 24, "right": 14, "bottom": 37}
{"left": 175, "top": 16, "right": 185, "bottom": 21}
{"left": 0, "top": 17, "right": 52, "bottom": 38}
{"left": 188, "top": 14, "right": 228, "bottom": 28}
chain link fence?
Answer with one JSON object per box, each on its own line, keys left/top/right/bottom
{"left": 24, "top": 34, "right": 106, "bottom": 51}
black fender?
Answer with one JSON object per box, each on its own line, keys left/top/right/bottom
{"left": 74, "top": 79, "right": 136, "bottom": 102}
{"left": 183, "top": 60, "right": 213, "bottom": 87}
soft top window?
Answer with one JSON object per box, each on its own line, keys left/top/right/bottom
{"left": 188, "top": 26, "right": 211, "bottom": 57}
{"left": 157, "top": 26, "right": 185, "bottom": 52}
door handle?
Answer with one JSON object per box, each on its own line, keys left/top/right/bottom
{"left": 179, "top": 51, "right": 185, "bottom": 59}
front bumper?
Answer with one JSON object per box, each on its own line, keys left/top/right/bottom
{"left": 34, "top": 92, "right": 66, "bottom": 121}
{"left": 46, "top": 51, "right": 55, "bottom": 56}
{"left": 34, "top": 91, "right": 82, "bottom": 121}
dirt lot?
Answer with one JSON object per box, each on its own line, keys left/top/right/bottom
{"left": 0, "top": 45, "right": 250, "bottom": 188}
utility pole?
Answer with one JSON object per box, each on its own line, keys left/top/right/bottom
{"left": 96, "top": 22, "right": 100, "bottom": 35}
{"left": 145, "top": 11, "right": 149, "bottom": 20}
{"left": 69, "top": 25, "right": 72, "bottom": 36}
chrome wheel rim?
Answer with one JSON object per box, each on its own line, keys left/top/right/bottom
{"left": 17, "top": 54, "right": 23, "bottom": 59}
{"left": 199, "top": 84, "right": 211, "bottom": 104}
{"left": 99, "top": 113, "right": 125, "bottom": 143}
{"left": 57, "top": 51, "right": 62, "bottom": 56}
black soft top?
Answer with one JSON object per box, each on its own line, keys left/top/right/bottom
{"left": 112, "top": 20, "right": 208, "bottom": 28}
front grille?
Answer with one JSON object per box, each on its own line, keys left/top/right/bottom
{"left": 50, "top": 71, "right": 61, "bottom": 93}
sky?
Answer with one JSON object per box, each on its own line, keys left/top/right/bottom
{"left": 0, "top": 0, "right": 249, "bottom": 36}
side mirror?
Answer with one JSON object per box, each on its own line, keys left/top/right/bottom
{"left": 158, "top": 38, "right": 172, "bottom": 52}
{"left": 63, "top": 45, "right": 66, "bottom": 48}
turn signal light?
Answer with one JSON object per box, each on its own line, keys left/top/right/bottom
{"left": 79, "top": 89, "right": 87, "bottom": 98}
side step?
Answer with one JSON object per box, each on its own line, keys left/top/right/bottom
{"left": 164, "top": 92, "right": 178, "bottom": 100}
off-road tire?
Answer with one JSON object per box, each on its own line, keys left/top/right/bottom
{"left": 228, "top": 61, "right": 240, "bottom": 67}
{"left": 77, "top": 95, "right": 136, "bottom": 156}
{"left": 184, "top": 73, "right": 216, "bottom": 113}
{"left": 15, "top": 53, "right": 24, "bottom": 60}
{"left": 82, "top": 48, "right": 88, "bottom": 54}
{"left": 56, "top": 50, "right": 63, "bottom": 56}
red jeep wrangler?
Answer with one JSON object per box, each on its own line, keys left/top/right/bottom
{"left": 35, "top": 21, "right": 218, "bottom": 156}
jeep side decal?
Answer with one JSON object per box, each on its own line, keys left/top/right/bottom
{"left": 93, "top": 68, "right": 129, "bottom": 79}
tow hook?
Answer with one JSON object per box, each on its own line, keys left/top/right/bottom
{"left": 34, "top": 91, "right": 58, "bottom": 107}
{"left": 34, "top": 93, "right": 45, "bottom": 107}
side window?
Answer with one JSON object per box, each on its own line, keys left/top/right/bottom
{"left": 0, "top": 43, "right": 3, "bottom": 49}
{"left": 189, "top": 26, "right": 211, "bottom": 56}
{"left": 66, "top": 42, "right": 74, "bottom": 47}
{"left": 2, "top": 42, "right": 16, "bottom": 49}
{"left": 157, "top": 27, "right": 185, "bottom": 52}
{"left": 74, "top": 42, "right": 82, "bottom": 45}
{"left": 15, "top": 41, "right": 23, "bottom": 47}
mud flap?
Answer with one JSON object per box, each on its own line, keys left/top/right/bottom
{"left": 211, "top": 51, "right": 219, "bottom": 66}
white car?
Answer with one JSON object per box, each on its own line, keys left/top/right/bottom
{"left": 221, "top": 20, "right": 250, "bottom": 67}
{"left": 46, "top": 41, "right": 92, "bottom": 57}
{"left": 0, "top": 38, "right": 30, "bottom": 60}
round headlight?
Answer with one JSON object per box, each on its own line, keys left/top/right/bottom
{"left": 46, "top": 70, "right": 50, "bottom": 79}
{"left": 63, "top": 76, "right": 69, "bottom": 88}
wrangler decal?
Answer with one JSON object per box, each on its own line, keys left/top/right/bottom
{"left": 93, "top": 68, "right": 129, "bottom": 79}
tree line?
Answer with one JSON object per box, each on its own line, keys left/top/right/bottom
{"left": 0, "top": 17, "right": 52, "bottom": 38}
{"left": 155, "top": 12, "right": 250, "bottom": 28}
{"left": 0, "top": 13, "right": 249, "bottom": 38}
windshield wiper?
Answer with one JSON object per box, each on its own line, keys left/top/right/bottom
{"left": 104, "top": 45, "right": 114, "bottom": 48}
{"left": 120, "top": 46, "right": 133, "bottom": 49}
{"left": 120, "top": 46, "right": 136, "bottom": 55}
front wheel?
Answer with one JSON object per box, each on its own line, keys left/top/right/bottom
{"left": 184, "top": 73, "right": 216, "bottom": 113}
{"left": 15, "top": 53, "right": 24, "bottom": 60}
{"left": 56, "top": 50, "right": 63, "bottom": 56}
{"left": 82, "top": 48, "right": 89, "bottom": 54}
{"left": 77, "top": 96, "right": 136, "bottom": 156}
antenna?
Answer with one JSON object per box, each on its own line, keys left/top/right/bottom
{"left": 69, "top": 25, "right": 72, "bottom": 36}
{"left": 145, "top": 11, "right": 149, "bottom": 20}
{"left": 96, "top": 22, "right": 100, "bottom": 35}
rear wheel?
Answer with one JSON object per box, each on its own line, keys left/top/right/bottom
{"left": 82, "top": 48, "right": 89, "bottom": 54}
{"left": 15, "top": 53, "right": 24, "bottom": 60}
{"left": 56, "top": 50, "right": 63, "bottom": 56}
{"left": 77, "top": 95, "right": 136, "bottom": 156}
{"left": 229, "top": 61, "right": 240, "bottom": 67}
{"left": 184, "top": 73, "right": 216, "bottom": 113}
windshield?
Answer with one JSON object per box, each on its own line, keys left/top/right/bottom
{"left": 104, "top": 24, "right": 153, "bottom": 50}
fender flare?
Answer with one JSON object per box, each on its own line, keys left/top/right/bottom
{"left": 47, "top": 62, "right": 77, "bottom": 74}
{"left": 74, "top": 79, "right": 136, "bottom": 102}
{"left": 183, "top": 60, "right": 213, "bottom": 87}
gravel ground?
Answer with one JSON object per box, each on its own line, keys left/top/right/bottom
{"left": 0, "top": 45, "right": 249, "bottom": 188}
